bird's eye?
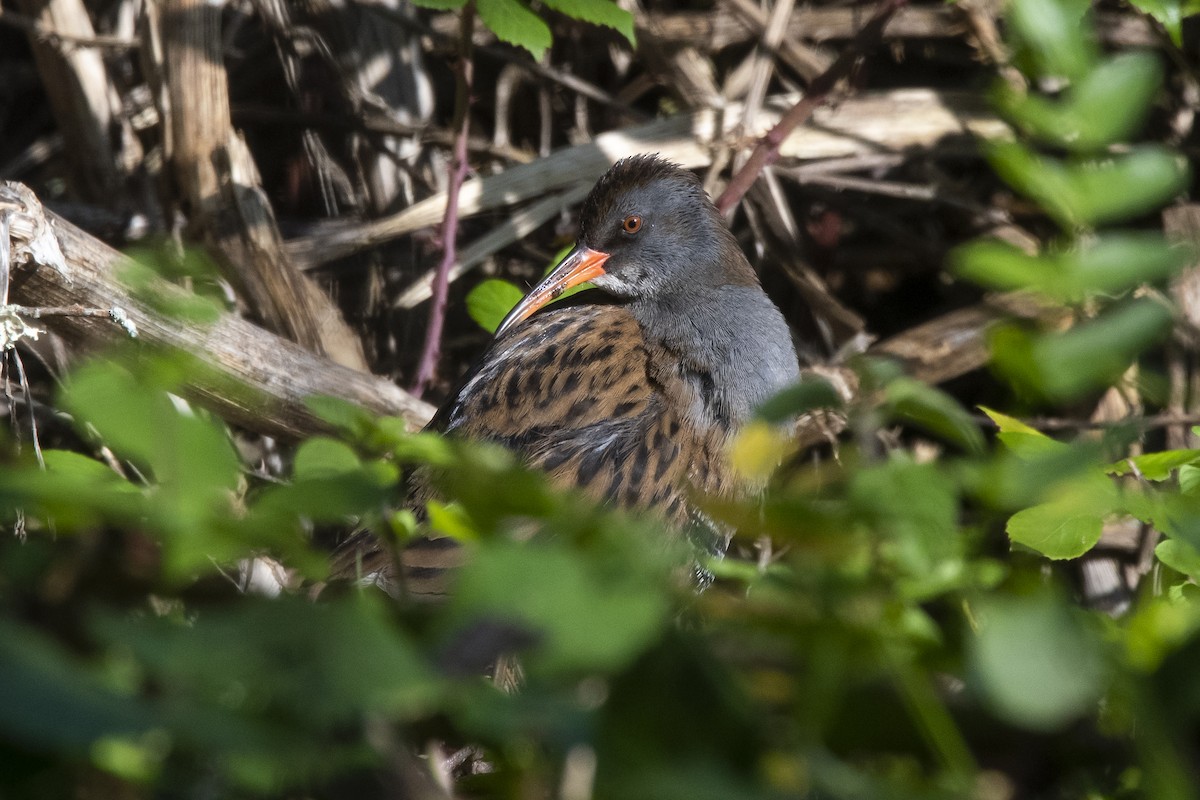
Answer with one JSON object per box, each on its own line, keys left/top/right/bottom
{"left": 622, "top": 215, "right": 643, "bottom": 235}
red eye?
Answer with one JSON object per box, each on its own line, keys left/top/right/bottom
{"left": 622, "top": 215, "right": 642, "bottom": 235}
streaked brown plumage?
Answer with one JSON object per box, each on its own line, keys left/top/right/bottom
{"left": 333, "top": 155, "right": 799, "bottom": 599}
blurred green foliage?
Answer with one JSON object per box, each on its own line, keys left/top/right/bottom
{"left": 1128, "top": 0, "right": 1200, "bottom": 46}
{"left": 4, "top": 1, "right": 1200, "bottom": 798}
{"left": 410, "top": 0, "right": 634, "bottom": 61}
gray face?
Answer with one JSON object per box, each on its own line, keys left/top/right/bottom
{"left": 582, "top": 181, "right": 717, "bottom": 299}
{"left": 576, "top": 157, "right": 736, "bottom": 301}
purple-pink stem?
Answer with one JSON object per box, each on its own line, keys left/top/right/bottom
{"left": 412, "top": 1, "right": 476, "bottom": 396}
{"left": 715, "top": 0, "right": 908, "bottom": 215}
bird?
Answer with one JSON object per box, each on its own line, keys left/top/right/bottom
{"left": 333, "top": 154, "right": 799, "bottom": 599}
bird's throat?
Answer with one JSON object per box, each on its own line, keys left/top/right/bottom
{"left": 631, "top": 283, "right": 798, "bottom": 431}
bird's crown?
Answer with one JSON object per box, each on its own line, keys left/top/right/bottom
{"left": 578, "top": 155, "right": 710, "bottom": 240}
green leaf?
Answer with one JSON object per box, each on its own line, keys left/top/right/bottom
{"left": 1008, "top": 0, "right": 1094, "bottom": 82}
{"left": 1181, "top": 464, "right": 1200, "bottom": 495}
{"left": 80, "top": 595, "right": 441, "bottom": 790}
{"left": 979, "top": 407, "right": 1043, "bottom": 437}
{"left": 1143, "top": 492, "right": 1200, "bottom": 555}
{"left": 970, "top": 593, "right": 1107, "bottom": 730}
{"left": 1107, "top": 449, "right": 1200, "bottom": 480}
{"left": 94, "top": 596, "right": 438, "bottom": 727}
{"left": 1156, "top": 538, "right": 1200, "bottom": 580}
{"left": 465, "top": 279, "right": 525, "bottom": 334}
{"left": 1034, "top": 300, "right": 1173, "bottom": 397}
{"left": 425, "top": 500, "right": 482, "bottom": 540}
{"left": 293, "top": 437, "right": 363, "bottom": 481}
{"left": 1065, "top": 234, "right": 1189, "bottom": 296}
{"left": 975, "top": 434, "right": 1109, "bottom": 513}
{"left": 0, "top": 450, "right": 146, "bottom": 532}
{"left": 1130, "top": 0, "right": 1200, "bottom": 46}
{"left": 540, "top": 0, "right": 635, "bottom": 44}
{"left": 252, "top": 462, "right": 396, "bottom": 525}
{"left": 953, "top": 234, "right": 1188, "bottom": 302}
{"left": 883, "top": 377, "right": 986, "bottom": 454}
{"left": 409, "top": 0, "right": 466, "bottom": 8}
{"left": 41, "top": 449, "right": 139, "bottom": 493}
{"left": 992, "top": 299, "right": 1174, "bottom": 401}
{"left": 980, "top": 407, "right": 1066, "bottom": 458}
{"left": 476, "top": 0, "right": 552, "bottom": 59}
{"left": 447, "top": 539, "right": 671, "bottom": 676}
{"left": 0, "top": 620, "right": 154, "bottom": 752}
{"left": 1005, "top": 0, "right": 1096, "bottom": 82}
{"left": 993, "top": 52, "right": 1163, "bottom": 152}
{"left": 91, "top": 735, "right": 165, "bottom": 784}
{"left": 379, "top": 429, "right": 457, "bottom": 467}
{"left": 1125, "top": 590, "right": 1200, "bottom": 671}
{"left": 60, "top": 362, "right": 241, "bottom": 502}
{"left": 304, "top": 395, "right": 378, "bottom": 439}
{"left": 851, "top": 459, "right": 964, "bottom": 599}
{"left": 754, "top": 376, "right": 843, "bottom": 423}
{"left": 118, "top": 259, "right": 223, "bottom": 325}
{"left": 1004, "top": 470, "right": 1118, "bottom": 559}
{"left": 986, "top": 141, "right": 1189, "bottom": 229}
{"left": 1007, "top": 502, "right": 1103, "bottom": 559}
{"left": 952, "top": 240, "right": 1052, "bottom": 294}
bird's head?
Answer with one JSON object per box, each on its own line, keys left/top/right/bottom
{"left": 496, "top": 155, "right": 755, "bottom": 336}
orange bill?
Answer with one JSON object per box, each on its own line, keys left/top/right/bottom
{"left": 495, "top": 245, "right": 611, "bottom": 336}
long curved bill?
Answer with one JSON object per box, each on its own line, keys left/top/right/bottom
{"left": 495, "top": 244, "right": 611, "bottom": 336}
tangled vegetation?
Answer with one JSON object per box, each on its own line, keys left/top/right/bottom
{"left": 3, "top": 0, "right": 1200, "bottom": 798}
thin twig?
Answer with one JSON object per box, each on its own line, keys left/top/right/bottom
{"left": 2, "top": 304, "right": 139, "bottom": 337}
{"left": 784, "top": 169, "right": 1010, "bottom": 222}
{"left": 715, "top": 0, "right": 908, "bottom": 214}
{"left": 411, "top": 2, "right": 475, "bottom": 396}
{"left": 0, "top": 8, "right": 138, "bottom": 48}
{"left": 3, "top": 352, "right": 15, "bottom": 448}
{"left": 6, "top": 303, "right": 116, "bottom": 318}
{"left": 10, "top": 350, "right": 44, "bottom": 468}
{"left": 0, "top": 210, "right": 9, "bottom": 306}
{"left": 973, "top": 411, "right": 1200, "bottom": 433}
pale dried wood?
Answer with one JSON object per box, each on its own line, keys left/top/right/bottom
{"left": 1, "top": 182, "right": 435, "bottom": 437}
{"left": 790, "top": 293, "right": 1063, "bottom": 450}
{"left": 158, "top": 0, "right": 368, "bottom": 370}
{"left": 1165, "top": 205, "right": 1200, "bottom": 336}
{"left": 12, "top": 0, "right": 143, "bottom": 203}
{"left": 873, "top": 292, "right": 1064, "bottom": 385}
{"left": 643, "top": 5, "right": 1156, "bottom": 50}
{"left": 288, "top": 89, "right": 1010, "bottom": 269}
{"left": 717, "top": 0, "right": 833, "bottom": 80}
{"left": 1162, "top": 204, "right": 1200, "bottom": 451}
{"left": 637, "top": 1, "right": 724, "bottom": 108}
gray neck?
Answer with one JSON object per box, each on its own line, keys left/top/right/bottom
{"left": 632, "top": 285, "right": 799, "bottom": 428}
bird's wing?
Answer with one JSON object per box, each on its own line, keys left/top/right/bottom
{"left": 439, "top": 304, "right": 694, "bottom": 514}
{"left": 442, "top": 305, "right": 652, "bottom": 438}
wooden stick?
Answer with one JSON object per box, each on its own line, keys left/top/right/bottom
{"left": 158, "top": 0, "right": 368, "bottom": 370}
{"left": 11, "top": 0, "right": 143, "bottom": 203}
{"left": 1, "top": 182, "right": 435, "bottom": 438}
{"left": 287, "top": 88, "right": 1008, "bottom": 269}
{"left": 412, "top": 1, "right": 476, "bottom": 396}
